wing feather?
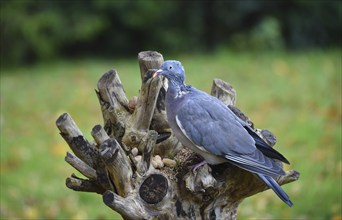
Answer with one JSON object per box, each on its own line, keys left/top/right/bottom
{"left": 243, "top": 125, "right": 290, "bottom": 164}
{"left": 257, "top": 174, "right": 293, "bottom": 207}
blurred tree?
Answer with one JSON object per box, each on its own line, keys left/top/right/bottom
{"left": 1, "top": 0, "right": 109, "bottom": 65}
{"left": 1, "top": 0, "right": 340, "bottom": 67}
{"left": 276, "top": 0, "right": 342, "bottom": 49}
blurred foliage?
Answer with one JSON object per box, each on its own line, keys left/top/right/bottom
{"left": 0, "top": 49, "right": 341, "bottom": 219}
{"left": 1, "top": 0, "right": 341, "bottom": 66}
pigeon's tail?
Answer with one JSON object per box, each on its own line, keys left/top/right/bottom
{"left": 257, "top": 174, "right": 293, "bottom": 207}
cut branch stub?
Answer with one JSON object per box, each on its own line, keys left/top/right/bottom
{"left": 130, "top": 71, "right": 163, "bottom": 132}
{"left": 138, "top": 51, "right": 164, "bottom": 80}
{"left": 149, "top": 73, "right": 169, "bottom": 136}
{"left": 257, "top": 129, "right": 277, "bottom": 147}
{"left": 121, "top": 52, "right": 165, "bottom": 148}
{"left": 56, "top": 113, "right": 98, "bottom": 168}
{"left": 135, "top": 52, "right": 164, "bottom": 126}
{"left": 103, "top": 190, "right": 150, "bottom": 220}
{"left": 97, "top": 69, "right": 129, "bottom": 112}
{"left": 139, "top": 174, "right": 168, "bottom": 204}
{"left": 99, "top": 138, "right": 133, "bottom": 196}
{"left": 137, "top": 51, "right": 183, "bottom": 158}
{"left": 91, "top": 124, "right": 110, "bottom": 146}
{"left": 97, "top": 69, "right": 129, "bottom": 139}
{"left": 65, "top": 152, "right": 97, "bottom": 180}
{"left": 211, "top": 78, "right": 237, "bottom": 106}
{"left": 66, "top": 175, "right": 105, "bottom": 194}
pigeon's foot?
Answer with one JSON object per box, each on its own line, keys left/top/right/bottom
{"left": 190, "top": 160, "right": 207, "bottom": 172}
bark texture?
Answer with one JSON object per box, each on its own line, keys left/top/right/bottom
{"left": 56, "top": 51, "right": 299, "bottom": 220}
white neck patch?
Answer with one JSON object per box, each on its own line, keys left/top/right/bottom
{"left": 175, "top": 89, "right": 189, "bottom": 98}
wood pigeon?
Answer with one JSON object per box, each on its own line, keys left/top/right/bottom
{"left": 153, "top": 60, "right": 293, "bottom": 207}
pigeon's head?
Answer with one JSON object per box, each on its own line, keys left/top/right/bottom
{"left": 154, "top": 60, "right": 185, "bottom": 85}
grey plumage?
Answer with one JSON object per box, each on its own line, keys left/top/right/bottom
{"left": 154, "top": 60, "right": 293, "bottom": 207}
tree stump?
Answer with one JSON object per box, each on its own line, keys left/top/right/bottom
{"left": 56, "top": 51, "right": 299, "bottom": 220}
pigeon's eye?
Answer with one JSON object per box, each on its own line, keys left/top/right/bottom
{"left": 169, "top": 66, "right": 173, "bottom": 70}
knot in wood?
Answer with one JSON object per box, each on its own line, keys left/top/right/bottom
{"left": 130, "top": 135, "right": 138, "bottom": 143}
{"left": 139, "top": 174, "right": 168, "bottom": 204}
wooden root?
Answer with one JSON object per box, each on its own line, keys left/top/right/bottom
{"left": 56, "top": 51, "right": 300, "bottom": 220}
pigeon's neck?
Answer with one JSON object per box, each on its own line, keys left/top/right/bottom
{"left": 165, "top": 82, "right": 191, "bottom": 125}
{"left": 167, "top": 81, "right": 191, "bottom": 99}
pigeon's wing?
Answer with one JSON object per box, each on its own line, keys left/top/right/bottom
{"left": 228, "top": 107, "right": 290, "bottom": 164}
{"left": 175, "top": 93, "right": 285, "bottom": 177}
{"left": 242, "top": 125, "right": 290, "bottom": 164}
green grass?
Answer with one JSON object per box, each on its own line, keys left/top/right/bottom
{"left": 1, "top": 50, "right": 341, "bottom": 219}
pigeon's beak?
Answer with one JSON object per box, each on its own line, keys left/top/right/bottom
{"left": 153, "top": 69, "right": 162, "bottom": 78}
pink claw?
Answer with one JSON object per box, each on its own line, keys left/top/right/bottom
{"left": 191, "top": 160, "right": 207, "bottom": 172}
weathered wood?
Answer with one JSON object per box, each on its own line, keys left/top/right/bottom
{"left": 137, "top": 51, "right": 183, "bottom": 158}
{"left": 56, "top": 113, "right": 83, "bottom": 137}
{"left": 139, "top": 174, "right": 168, "bottom": 204}
{"left": 257, "top": 128, "right": 277, "bottom": 146}
{"left": 137, "top": 130, "right": 157, "bottom": 175}
{"left": 103, "top": 191, "right": 150, "bottom": 220}
{"left": 130, "top": 70, "right": 163, "bottom": 131}
{"left": 211, "top": 78, "right": 236, "bottom": 106}
{"left": 172, "top": 149, "right": 299, "bottom": 220}
{"left": 95, "top": 156, "right": 115, "bottom": 192}
{"left": 56, "top": 113, "right": 98, "bottom": 168}
{"left": 149, "top": 82, "right": 170, "bottom": 135}
{"left": 66, "top": 175, "right": 104, "bottom": 194}
{"left": 99, "top": 138, "right": 133, "bottom": 196}
{"left": 121, "top": 52, "right": 165, "bottom": 148}
{"left": 57, "top": 51, "right": 300, "bottom": 220}
{"left": 138, "top": 51, "right": 164, "bottom": 80}
{"left": 228, "top": 104, "right": 254, "bottom": 128}
{"left": 91, "top": 124, "right": 110, "bottom": 146}
{"left": 65, "top": 152, "right": 97, "bottom": 179}
{"left": 96, "top": 69, "right": 129, "bottom": 140}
